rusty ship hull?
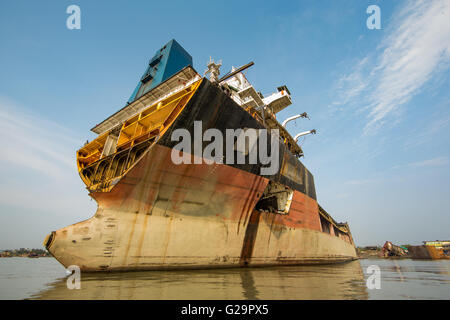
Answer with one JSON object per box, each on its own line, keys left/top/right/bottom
{"left": 45, "top": 78, "right": 356, "bottom": 271}
{"left": 44, "top": 40, "right": 357, "bottom": 271}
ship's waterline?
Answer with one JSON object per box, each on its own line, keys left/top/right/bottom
{"left": 46, "top": 39, "right": 357, "bottom": 271}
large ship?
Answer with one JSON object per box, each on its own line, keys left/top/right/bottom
{"left": 44, "top": 39, "right": 357, "bottom": 271}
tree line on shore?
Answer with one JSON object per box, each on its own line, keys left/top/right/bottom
{"left": 0, "top": 248, "right": 51, "bottom": 257}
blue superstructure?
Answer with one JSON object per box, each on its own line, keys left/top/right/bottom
{"left": 127, "top": 39, "right": 193, "bottom": 103}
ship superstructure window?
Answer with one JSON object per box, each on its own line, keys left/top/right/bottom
{"left": 141, "top": 73, "right": 153, "bottom": 84}
{"left": 255, "top": 181, "right": 293, "bottom": 215}
{"left": 149, "top": 55, "right": 162, "bottom": 68}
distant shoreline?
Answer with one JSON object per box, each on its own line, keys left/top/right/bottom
{"left": 0, "top": 256, "right": 52, "bottom": 258}
{"left": 1, "top": 248, "right": 51, "bottom": 258}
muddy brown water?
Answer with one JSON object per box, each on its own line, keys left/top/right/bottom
{"left": 0, "top": 257, "right": 449, "bottom": 299}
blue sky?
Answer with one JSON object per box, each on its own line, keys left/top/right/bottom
{"left": 0, "top": 0, "right": 449, "bottom": 248}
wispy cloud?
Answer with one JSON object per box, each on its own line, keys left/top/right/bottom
{"left": 333, "top": 56, "right": 370, "bottom": 108}
{"left": 345, "top": 156, "right": 448, "bottom": 186}
{"left": 390, "top": 156, "right": 449, "bottom": 170}
{"left": 0, "top": 97, "right": 80, "bottom": 179}
{"left": 404, "top": 110, "right": 450, "bottom": 149}
{"left": 405, "top": 156, "right": 449, "bottom": 168}
{"left": 0, "top": 97, "right": 95, "bottom": 248}
{"left": 345, "top": 178, "right": 385, "bottom": 186}
{"left": 335, "top": 0, "right": 450, "bottom": 134}
{"left": 0, "top": 96, "right": 94, "bottom": 216}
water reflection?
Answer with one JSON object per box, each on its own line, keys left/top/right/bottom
{"left": 360, "top": 259, "right": 450, "bottom": 299}
{"left": 33, "top": 261, "right": 368, "bottom": 300}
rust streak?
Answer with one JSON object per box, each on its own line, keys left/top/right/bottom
{"left": 237, "top": 176, "right": 260, "bottom": 234}
{"left": 122, "top": 212, "right": 139, "bottom": 267}
{"left": 239, "top": 209, "right": 262, "bottom": 266}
